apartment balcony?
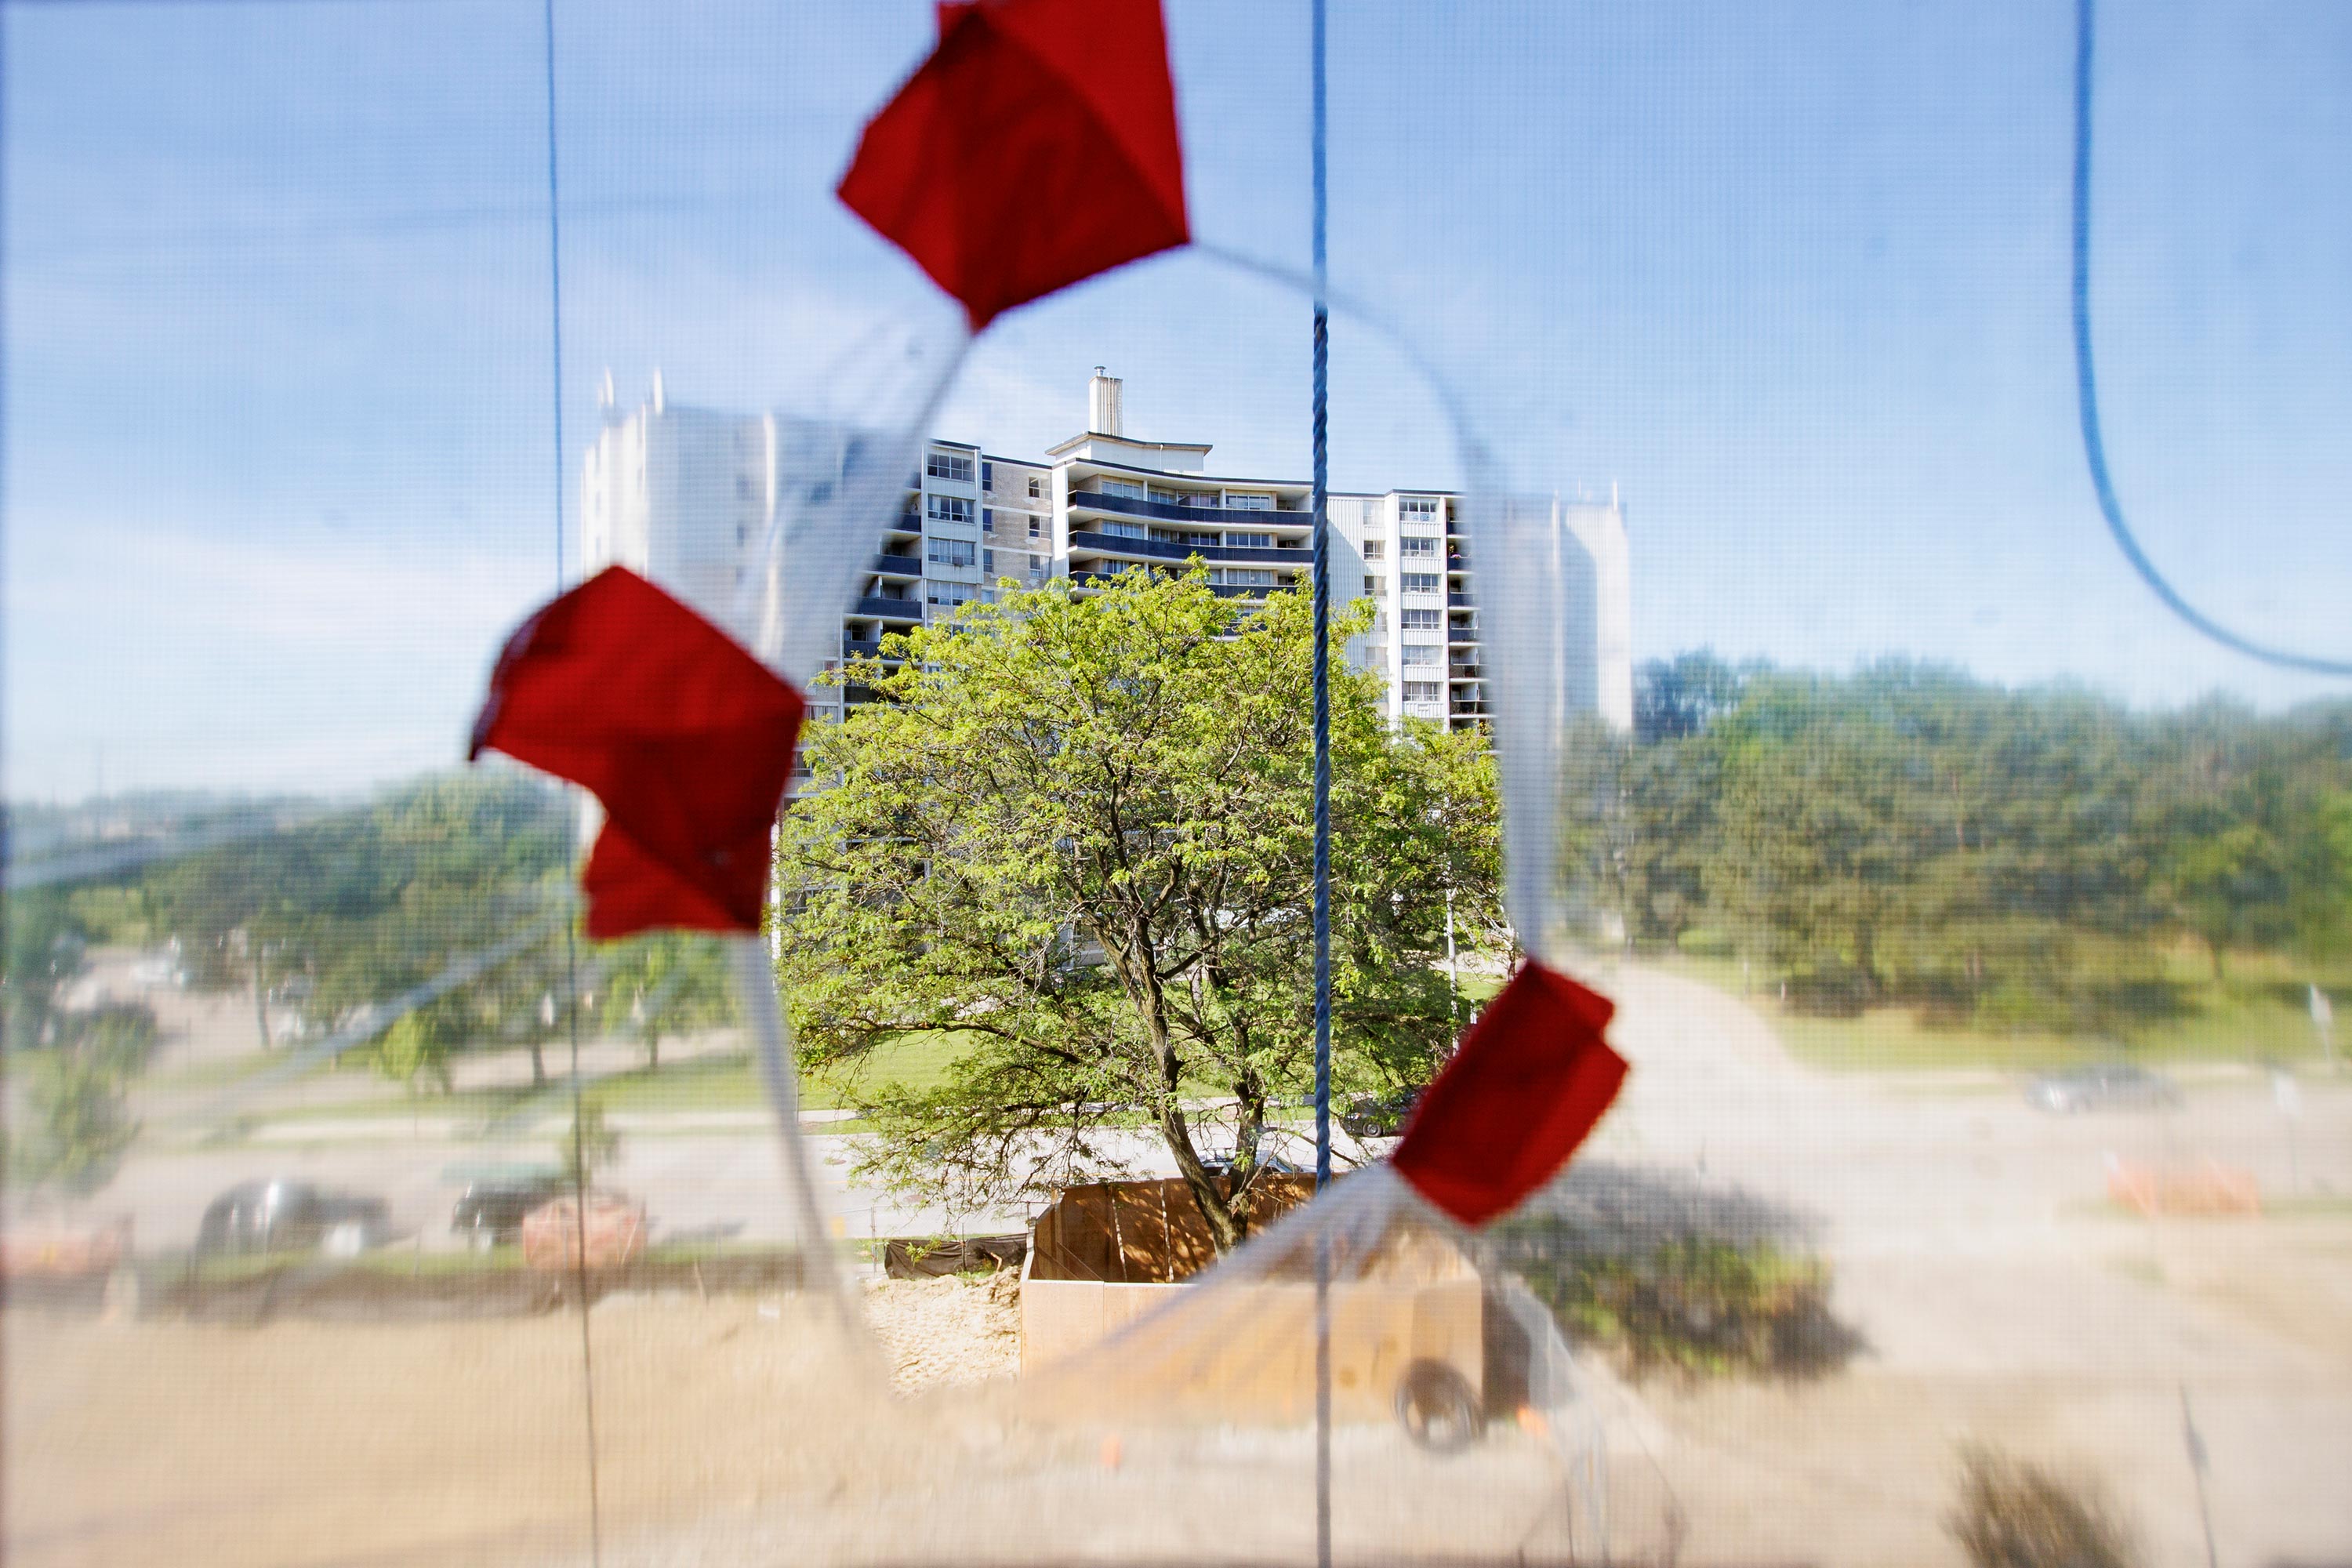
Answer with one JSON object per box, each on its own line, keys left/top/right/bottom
{"left": 888, "top": 512, "right": 922, "bottom": 535}
{"left": 1449, "top": 664, "right": 1483, "bottom": 681}
{"left": 1066, "top": 528, "right": 1307, "bottom": 568}
{"left": 1069, "top": 569, "right": 1288, "bottom": 600}
{"left": 1447, "top": 592, "right": 1474, "bottom": 607}
{"left": 1069, "top": 488, "right": 1308, "bottom": 528}
{"left": 870, "top": 553, "right": 922, "bottom": 578}
{"left": 840, "top": 637, "right": 904, "bottom": 662}
{"left": 853, "top": 595, "right": 924, "bottom": 621}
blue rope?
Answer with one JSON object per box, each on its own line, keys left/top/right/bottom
{"left": 1308, "top": 2, "right": 1333, "bottom": 1565}
{"left": 2071, "top": 0, "right": 2352, "bottom": 679}
{"left": 1310, "top": 4, "right": 1333, "bottom": 1198}
{"left": 541, "top": 5, "right": 604, "bottom": 1564}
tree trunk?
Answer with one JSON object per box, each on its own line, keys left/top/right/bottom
{"left": 648, "top": 1029, "right": 660, "bottom": 1071}
{"left": 1163, "top": 1102, "right": 1241, "bottom": 1253}
{"left": 1854, "top": 924, "right": 1879, "bottom": 1000}
{"left": 528, "top": 1042, "right": 546, "bottom": 1089}
{"left": 252, "top": 953, "right": 270, "bottom": 1050}
{"left": 2209, "top": 938, "right": 2227, "bottom": 982}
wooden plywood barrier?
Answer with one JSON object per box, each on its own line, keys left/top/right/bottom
{"left": 1027, "top": 1174, "right": 1317, "bottom": 1286}
{"left": 521, "top": 1193, "right": 648, "bottom": 1271}
{"left": 1020, "top": 1178, "right": 1482, "bottom": 1428}
{"left": 2107, "top": 1157, "right": 2261, "bottom": 1218}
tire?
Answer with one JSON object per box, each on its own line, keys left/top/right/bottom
{"left": 1396, "top": 1359, "right": 1481, "bottom": 1454}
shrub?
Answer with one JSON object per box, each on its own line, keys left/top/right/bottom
{"left": 1492, "top": 1163, "right": 1864, "bottom": 1378}
{"left": 1946, "top": 1446, "right": 2136, "bottom": 1568}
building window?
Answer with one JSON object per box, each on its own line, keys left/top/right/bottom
{"left": 1215, "top": 568, "right": 1276, "bottom": 587}
{"left": 1401, "top": 608, "right": 1442, "bottom": 630}
{"left": 1365, "top": 575, "right": 1386, "bottom": 596}
{"left": 1224, "top": 492, "right": 1274, "bottom": 510}
{"left": 929, "top": 538, "right": 977, "bottom": 567}
{"left": 1029, "top": 517, "right": 1042, "bottom": 539}
{"left": 1363, "top": 540, "right": 1385, "bottom": 560}
{"left": 1402, "top": 644, "right": 1439, "bottom": 665}
{"left": 928, "top": 583, "right": 976, "bottom": 608}
{"left": 982, "top": 460, "right": 993, "bottom": 491}
{"left": 1400, "top": 536, "right": 1439, "bottom": 557}
{"left": 1029, "top": 477, "right": 1042, "bottom": 498}
{"left": 982, "top": 508, "right": 995, "bottom": 533}
{"left": 1102, "top": 518, "right": 1147, "bottom": 539}
{"left": 1149, "top": 485, "right": 1191, "bottom": 505}
{"left": 927, "top": 452, "right": 975, "bottom": 484}
{"left": 1400, "top": 497, "right": 1440, "bottom": 520}
{"left": 1225, "top": 531, "right": 1272, "bottom": 549}
{"left": 1100, "top": 477, "right": 1146, "bottom": 499}
{"left": 1401, "top": 572, "right": 1441, "bottom": 593}
{"left": 927, "top": 494, "right": 971, "bottom": 524}
{"left": 982, "top": 547, "right": 995, "bottom": 573}
{"left": 1403, "top": 681, "right": 1444, "bottom": 702}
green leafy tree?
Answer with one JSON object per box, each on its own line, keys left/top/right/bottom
{"left": 773, "top": 570, "right": 1502, "bottom": 1252}
{"left": 2291, "top": 789, "right": 2352, "bottom": 961}
{"left": 9, "top": 1007, "right": 156, "bottom": 1200}
{"left": 11, "top": 1050, "right": 140, "bottom": 1197}
{"left": 1708, "top": 670, "right": 1932, "bottom": 1008}
{"left": 557, "top": 1102, "right": 621, "bottom": 1188}
{"left": 2, "top": 886, "right": 90, "bottom": 1047}
{"left": 142, "top": 771, "right": 569, "bottom": 1086}
{"left": 598, "top": 932, "right": 735, "bottom": 1070}
{"left": 373, "top": 999, "right": 466, "bottom": 1094}
{"left": 2142, "top": 701, "right": 2303, "bottom": 980}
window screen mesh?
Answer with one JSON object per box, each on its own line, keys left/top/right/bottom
{"left": 5, "top": 4, "right": 2347, "bottom": 1566}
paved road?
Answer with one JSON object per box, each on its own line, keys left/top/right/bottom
{"left": 24, "top": 958, "right": 2352, "bottom": 1565}
{"left": 54, "top": 959, "right": 2350, "bottom": 1278}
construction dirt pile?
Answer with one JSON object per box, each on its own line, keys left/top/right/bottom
{"left": 858, "top": 1268, "right": 1021, "bottom": 1394}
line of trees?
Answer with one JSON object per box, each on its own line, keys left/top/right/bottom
{"left": 13, "top": 774, "right": 739, "bottom": 1099}
{"left": 1569, "top": 654, "right": 2350, "bottom": 1029}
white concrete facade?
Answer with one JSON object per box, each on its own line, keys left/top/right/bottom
{"left": 582, "top": 370, "right": 1632, "bottom": 736}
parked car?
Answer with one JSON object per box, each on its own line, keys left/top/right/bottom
{"left": 195, "top": 1179, "right": 394, "bottom": 1257}
{"left": 2024, "top": 1063, "right": 2183, "bottom": 1113}
{"left": 451, "top": 1171, "right": 570, "bottom": 1248}
{"left": 1338, "top": 1090, "right": 1421, "bottom": 1139}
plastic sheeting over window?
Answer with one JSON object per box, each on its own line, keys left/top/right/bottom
{"left": 5, "top": 3, "right": 2350, "bottom": 1567}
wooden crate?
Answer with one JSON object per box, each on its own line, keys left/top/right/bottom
{"left": 1020, "top": 1178, "right": 1481, "bottom": 1426}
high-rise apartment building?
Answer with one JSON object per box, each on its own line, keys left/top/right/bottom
{"left": 583, "top": 368, "right": 1632, "bottom": 735}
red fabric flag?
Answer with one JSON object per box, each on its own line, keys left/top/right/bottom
{"left": 1390, "top": 960, "right": 1629, "bottom": 1228}
{"left": 837, "top": 0, "right": 1189, "bottom": 329}
{"left": 470, "top": 567, "right": 805, "bottom": 940}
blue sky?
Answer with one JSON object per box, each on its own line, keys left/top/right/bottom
{"left": 6, "top": 0, "right": 2349, "bottom": 800}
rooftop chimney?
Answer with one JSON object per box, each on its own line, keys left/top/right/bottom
{"left": 1088, "top": 366, "right": 1123, "bottom": 437}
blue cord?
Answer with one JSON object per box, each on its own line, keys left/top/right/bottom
{"left": 2071, "top": 0, "right": 2351, "bottom": 678}
{"left": 1309, "top": 0, "right": 1333, "bottom": 1202}
{"left": 542, "top": 6, "right": 604, "bottom": 1564}
{"left": 1308, "top": 6, "right": 1334, "bottom": 1568}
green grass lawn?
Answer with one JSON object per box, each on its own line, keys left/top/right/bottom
{"left": 204, "top": 1025, "right": 968, "bottom": 1132}
{"left": 1659, "top": 946, "right": 2344, "bottom": 1073}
